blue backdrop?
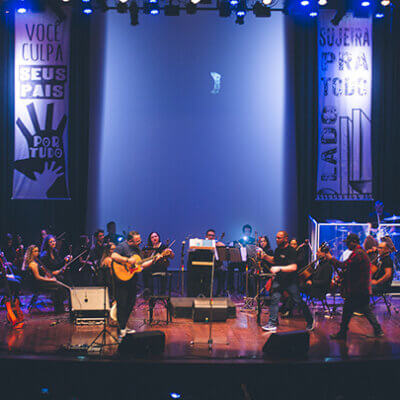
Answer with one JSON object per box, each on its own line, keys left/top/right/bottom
{"left": 87, "top": 13, "right": 296, "bottom": 258}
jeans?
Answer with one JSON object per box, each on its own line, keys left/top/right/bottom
{"left": 339, "top": 294, "right": 382, "bottom": 334}
{"left": 268, "top": 279, "right": 313, "bottom": 325}
{"left": 114, "top": 277, "right": 137, "bottom": 330}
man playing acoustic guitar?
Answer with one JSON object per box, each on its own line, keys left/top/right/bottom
{"left": 111, "top": 230, "right": 163, "bottom": 338}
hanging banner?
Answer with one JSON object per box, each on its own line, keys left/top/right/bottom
{"left": 316, "top": 11, "right": 373, "bottom": 201}
{"left": 13, "top": 10, "right": 70, "bottom": 199}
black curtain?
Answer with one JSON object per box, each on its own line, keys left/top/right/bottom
{"left": 0, "top": 11, "right": 91, "bottom": 246}
{"left": 293, "top": 10, "right": 400, "bottom": 241}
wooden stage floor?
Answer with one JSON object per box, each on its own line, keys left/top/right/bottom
{"left": 1, "top": 295, "right": 400, "bottom": 363}
{"left": 1, "top": 296, "right": 400, "bottom": 399}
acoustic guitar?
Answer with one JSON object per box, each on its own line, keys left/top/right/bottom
{"left": 0, "top": 258, "right": 24, "bottom": 329}
{"left": 112, "top": 248, "right": 173, "bottom": 281}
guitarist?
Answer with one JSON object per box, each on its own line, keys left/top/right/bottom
{"left": 322, "top": 233, "right": 384, "bottom": 340}
{"left": 111, "top": 231, "right": 162, "bottom": 338}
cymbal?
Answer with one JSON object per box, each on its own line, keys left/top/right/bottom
{"left": 383, "top": 215, "right": 400, "bottom": 222}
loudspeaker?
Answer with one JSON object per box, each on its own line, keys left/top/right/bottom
{"left": 262, "top": 330, "right": 309, "bottom": 356}
{"left": 118, "top": 331, "right": 165, "bottom": 356}
{"left": 70, "top": 287, "right": 110, "bottom": 320}
{"left": 192, "top": 298, "right": 228, "bottom": 322}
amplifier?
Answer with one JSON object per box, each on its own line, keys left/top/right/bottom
{"left": 70, "top": 287, "right": 110, "bottom": 321}
{"left": 192, "top": 298, "right": 228, "bottom": 322}
{"left": 118, "top": 331, "right": 165, "bottom": 356}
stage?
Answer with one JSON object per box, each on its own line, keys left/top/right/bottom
{"left": 1, "top": 295, "right": 400, "bottom": 399}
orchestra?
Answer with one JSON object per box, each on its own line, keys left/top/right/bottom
{"left": 0, "top": 219, "right": 399, "bottom": 343}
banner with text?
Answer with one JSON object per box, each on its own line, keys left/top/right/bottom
{"left": 316, "top": 11, "right": 373, "bottom": 201}
{"left": 13, "top": 11, "right": 70, "bottom": 199}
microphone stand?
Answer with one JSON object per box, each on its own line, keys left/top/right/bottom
{"left": 179, "top": 240, "right": 186, "bottom": 296}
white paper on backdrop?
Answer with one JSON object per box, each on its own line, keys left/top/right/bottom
{"left": 316, "top": 11, "right": 373, "bottom": 201}
{"left": 13, "top": 10, "right": 71, "bottom": 199}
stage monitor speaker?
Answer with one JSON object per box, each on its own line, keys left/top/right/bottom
{"left": 192, "top": 298, "right": 228, "bottom": 322}
{"left": 262, "top": 330, "right": 309, "bottom": 356}
{"left": 70, "top": 287, "right": 110, "bottom": 320}
{"left": 118, "top": 331, "right": 165, "bottom": 356}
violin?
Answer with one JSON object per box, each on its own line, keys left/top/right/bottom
{"left": 298, "top": 242, "right": 330, "bottom": 283}
{"left": 0, "top": 258, "right": 24, "bottom": 329}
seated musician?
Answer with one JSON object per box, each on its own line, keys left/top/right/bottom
{"left": 142, "top": 232, "right": 175, "bottom": 296}
{"left": 40, "top": 235, "right": 72, "bottom": 284}
{"left": 258, "top": 236, "right": 273, "bottom": 271}
{"left": 24, "top": 245, "right": 67, "bottom": 314}
{"left": 0, "top": 250, "right": 22, "bottom": 297}
{"left": 2, "top": 234, "right": 16, "bottom": 266}
{"left": 300, "top": 249, "right": 333, "bottom": 299}
{"left": 371, "top": 241, "right": 394, "bottom": 294}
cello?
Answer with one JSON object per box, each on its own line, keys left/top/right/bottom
{"left": 0, "top": 258, "right": 24, "bottom": 329}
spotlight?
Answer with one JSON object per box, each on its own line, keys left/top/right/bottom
{"left": 170, "top": 394, "right": 181, "bottom": 400}
{"left": 375, "top": 12, "right": 384, "bottom": 18}
{"left": 83, "top": 7, "right": 93, "bottom": 13}
{"left": 186, "top": 2, "right": 197, "bottom": 13}
{"left": 82, "top": 0, "right": 91, "bottom": 2}
{"left": 300, "top": 0, "right": 309, "bottom": 5}
{"left": 144, "top": 0, "right": 160, "bottom": 15}
{"left": 165, "top": 2, "right": 180, "bottom": 16}
{"left": 116, "top": 0, "right": 128, "bottom": 13}
{"left": 236, "top": 0, "right": 246, "bottom": 16}
{"left": 262, "top": 0, "right": 272, "bottom": 4}
{"left": 381, "top": 0, "right": 390, "bottom": 5}
{"left": 219, "top": 1, "right": 231, "bottom": 17}
{"left": 309, "top": 11, "right": 318, "bottom": 16}
{"left": 16, "top": 0, "right": 27, "bottom": 13}
{"left": 253, "top": 1, "right": 271, "bottom": 17}
{"left": 190, "top": 0, "right": 201, "bottom": 3}
{"left": 318, "top": 0, "right": 327, "bottom": 5}
{"left": 230, "top": 0, "right": 239, "bottom": 5}
{"left": 360, "top": 1, "right": 370, "bottom": 6}
{"left": 129, "top": 1, "right": 139, "bottom": 25}
{"left": 62, "top": 0, "right": 71, "bottom": 2}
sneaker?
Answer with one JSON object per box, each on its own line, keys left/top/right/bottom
{"left": 306, "top": 320, "right": 315, "bottom": 331}
{"left": 374, "top": 330, "right": 384, "bottom": 338}
{"left": 125, "top": 328, "right": 136, "bottom": 334}
{"left": 330, "top": 332, "right": 347, "bottom": 340}
{"left": 353, "top": 312, "right": 364, "bottom": 316}
{"left": 119, "top": 329, "right": 127, "bottom": 338}
{"left": 261, "top": 323, "right": 277, "bottom": 332}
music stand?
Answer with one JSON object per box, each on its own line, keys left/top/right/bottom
{"left": 189, "top": 239, "right": 229, "bottom": 350}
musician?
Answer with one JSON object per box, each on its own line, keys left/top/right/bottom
{"left": 2, "top": 234, "right": 16, "bottom": 265}
{"left": 300, "top": 250, "right": 333, "bottom": 299}
{"left": 258, "top": 236, "right": 273, "bottom": 271}
{"left": 24, "top": 245, "right": 67, "bottom": 314}
{"left": 142, "top": 232, "right": 174, "bottom": 296}
{"left": 205, "top": 229, "right": 225, "bottom": 296}
{"left": 371, "top": 241, "right": 394, "bottom": 294}
{"left": 368, "top": 200, "right": 390, "bottom": 229}
{"left": 238, "top": 224, "right": 255, "bottom": 246}
{"left": 111, "top": 231, "right": 162, "bottom": 337}
{"left": 322, "top": 233, "right": 383, "bottom": 340}
{"left": 105, "top": 221, "right": 124, "bottom": 245}
{"left": 89, "top": 229, "right": 106, "bottom": 269}
{"left": 363, "top": 235, "right": 379, "bottom": 262}
{"left": 259, "top": 231, "right": 314, "bottom": 332}
{"left": 99, "top": 242, "right": 116, "bottom": 302}
{"left": 74, "top": 235, "right": 94, "bottom": 286}
{"left": 38, "top": 229, "right": 48, "bottom": 248}
{"left": 40, "top": 235, "right": 72, "bottom": 282}
{"left": 0, "top": 251, "right": 21, "bottom": 297}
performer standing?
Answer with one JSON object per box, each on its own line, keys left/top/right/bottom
{"left": 111, "top": 231, "right": 161, "bottom": 337}
{"left": 371, "top": 241, "right": 394, "bottom": 295}
{"left": 258, "top": 231, "right": 314, "bottom": 332}
{"left": 322, "top": 233, "right": 384, "bottom": 340}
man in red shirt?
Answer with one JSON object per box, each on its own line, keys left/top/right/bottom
{"left": 320, "top": 233, "right": 383, "bottom": 340}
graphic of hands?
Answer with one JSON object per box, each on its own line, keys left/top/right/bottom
{"left": 28, "top": 162, "right": 64, "bottom": 198}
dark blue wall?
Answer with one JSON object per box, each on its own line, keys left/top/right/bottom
{"left": 87, "top": 13, "right": 296, "bottom": 257}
